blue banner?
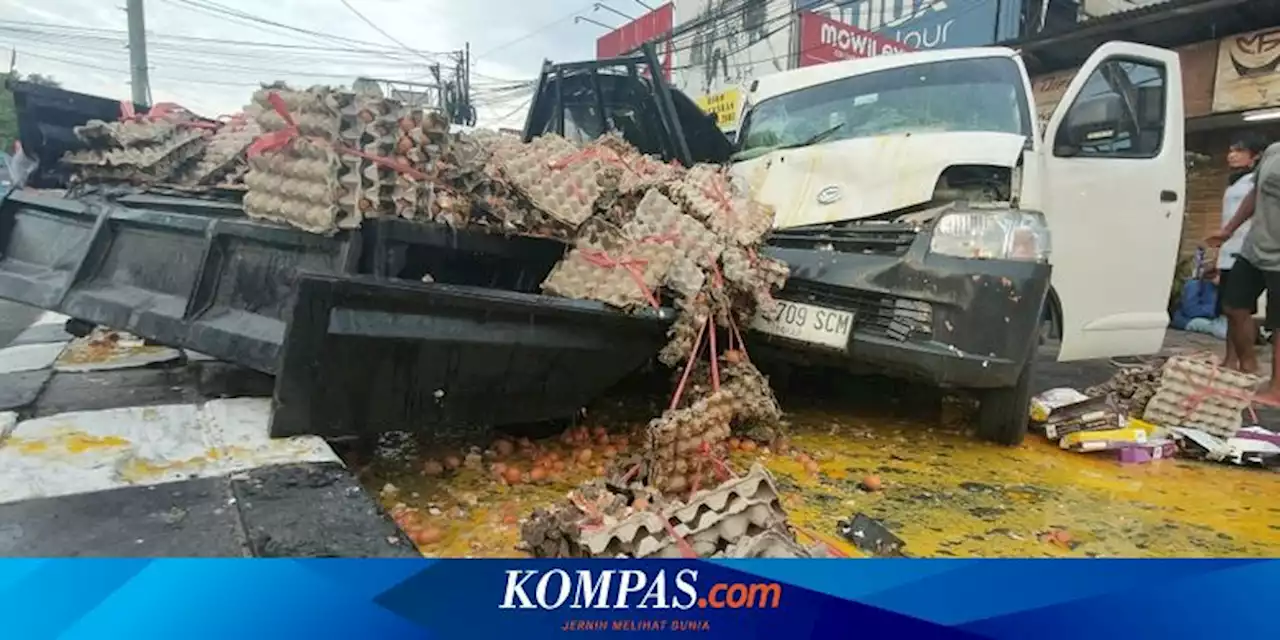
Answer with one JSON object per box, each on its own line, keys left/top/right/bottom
{"left": 1, "top": 559, "right": 1276, "bottom": 638}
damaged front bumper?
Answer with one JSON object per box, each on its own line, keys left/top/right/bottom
{"left": 753, "top": 220, "right": 1050, "bottom": 390}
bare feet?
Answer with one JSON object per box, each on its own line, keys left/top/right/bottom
{"left": 1253, "top": 384, "right": 1280, "bottom": 407}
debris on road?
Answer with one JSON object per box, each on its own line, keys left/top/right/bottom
{"left": 837, "top": 513, "right": 906, "bottom": 557}
{"left": 1142, "top": 356, "right": 1262, "bottom": 438}
{"left": 518, "top": 464, "right": 825, "bottom": 558}
{"left": 1030, "top": 387, "right": 1090, "bottom": 423}
{"left": 1086, "top": 360, "right": 1164, "bottom": 417}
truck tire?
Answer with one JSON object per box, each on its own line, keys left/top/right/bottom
{"left": 976, "top": 355, "right": 1034, "bottom": 446}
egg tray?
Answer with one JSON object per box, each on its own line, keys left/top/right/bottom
{"left": 520, "top": 464, "right": 793, "bottom": 559}
{"left": 180, "top": 120, "right": 262, "bottom": 186}
{"left": 645, "top": 362, "right": 782, "bottom": 493}
{"left": 489, "top": 134, "right": 612, "bottom": 228}
{"left": 66, "top": 132, "right": 210, "bottom": 184}
{"left": 1141, "top": 355, "right": 1261, "bottom": 438}
{"left": 720, "top": 528, "right": 828, "bottom": 558}
{"left": 63, "top": 128, "right": 208, "bottom": 169}
{"left": 1087, "top": 362, "right": 1165, "bottom": 417}
{"left": 73, "top": 119, "right": 178, "bottom": 148}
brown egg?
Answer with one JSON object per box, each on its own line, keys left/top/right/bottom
{"left": 795, "top": 453, "right": 812, "bottom": 465}
{"left": 633, "top": 497, "right": 649, "bottom": 511}
{"left": 503, "top": 467, "right": 523, "bottom": 484}
{"left": 517, "top": 437, "right": 534, "bottom": 451}
{"left": 860, "top": 475, "right": 883, "bottom": 491}
{"left": 501, "top": 514, "right": 519, "bottom": 525}
{"left": 613, "top": 435, "right": 629, "bottom": 448}
{"left": 546, "top": 451, "right": 560, "bottom": 462}
{"left": 552, "top": 460, "right": 566, "bottom": 472}
{"left": 413, "top": 526, "right": 444, "bottom": 546}
{"left": 493, "top": 439, "right": 515, "bottom": 458}
{"left": 601, "top": 446, "right": 617, "bottom": 459}
{"left": 728, "top": 437, "right": 742, "bottom": 450}
{"left": 591, "top": 426, "right": 608, "bottom": 439}
{"left": 774, "top": 437, "right": 791, "bottom": 455}
{"left": 741, "top": 440, "right": 758, "bottom": 453}
{"left": 595, "top": 434, "right": 610, "bottom": 446}
{"left": 422, "top": 460, "right": 444, "bottom": 476}
{"left": 560, "top": 430, "right": 575, "bottom": 445}
{"left": 592, "top": 465, "right": 606, "bottom": 475}
{"left": 803, "top": 460, "right": 820, "bottom": 475}
{"left": 530, "top": 467, "right": 548, "bottom": 483}
{"left": 665, "top": 475, "right": 689, "bottom": 494}
{"left": 443, "top": 455, "right": 462, "bottom": 471}
{"left": 576, "top": 448, "right": 593, "bottom": 463}
{"left": 724, "top": 349, "right": 744, "bottom": 364}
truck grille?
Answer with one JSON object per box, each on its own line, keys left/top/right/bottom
{"left": 781, "top": 281, "right": 933, "bottom": 342}
{"left": 767, "top": 222, "right": 918, "bottom": 256}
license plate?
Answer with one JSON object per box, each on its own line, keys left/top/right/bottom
{"left": 751, "top": 300, "right": 854, "bottom": 350}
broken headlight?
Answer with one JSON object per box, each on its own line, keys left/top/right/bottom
{"left": 928, "top": 209, "right": 1051, "bottom": 262}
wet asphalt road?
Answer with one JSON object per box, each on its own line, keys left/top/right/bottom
{"left": 0, "top": 300, "right": 39, "bottom": 346}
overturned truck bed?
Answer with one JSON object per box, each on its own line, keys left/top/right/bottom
{"left": 0, "top": 188, "right": 673, "bottom": 439}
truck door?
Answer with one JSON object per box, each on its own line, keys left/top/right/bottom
{"left": 1042, "top": 42, "right": 1184, "bottom": 361}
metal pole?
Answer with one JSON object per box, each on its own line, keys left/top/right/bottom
{"left": 126, "top": 0, "right": 151, "bottom": 106}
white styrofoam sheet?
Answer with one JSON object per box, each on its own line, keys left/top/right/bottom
{"left": 0, "top": 342, "right": 68, "bottom": 375}
{"left": 54, "top": 342, "right": 183, "bottom": 373}
{"left": 31, "top": 312, "right": 70, "bottom": 327}
{"left": 0, "top": 398, "right": 339, "bottom": 505}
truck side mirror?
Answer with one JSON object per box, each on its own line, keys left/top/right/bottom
{"left": 1055, "top": 94, "right": 1122, "bottom": 157}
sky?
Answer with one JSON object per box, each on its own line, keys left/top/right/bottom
{"left": 0, "top": 0, "right": 635, "bottom": 128}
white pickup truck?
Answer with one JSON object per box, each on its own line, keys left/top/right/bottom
{"left": 738, "top": 42, "right": 1184, "bottom": 443}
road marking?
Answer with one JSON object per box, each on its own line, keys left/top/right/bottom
{"left": 0, "top": 398, "right": 340, "bottom": 505}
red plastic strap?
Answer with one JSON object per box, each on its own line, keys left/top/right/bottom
{"left": 119, "top": 101, "right": 136, "bottom": 120}
{"left": 698, "top": 441, "right": 733, "bottom": 481}
{"left": 708, "top": 313, "right": 720, "bottom": 392}
{"left": 661, "top": 518, "right": 698, "bottom": 559}
{"left": 580, "top": 250, "right": 659, "bottom": 309}
{"left": 338, "top": 145, "right": 431, "bottom": 181}
{"left": 668, "top": 317, "right": 708, "bottom": 412}
{"left": 729, "top": 314, "right": 750, "bottom": 361}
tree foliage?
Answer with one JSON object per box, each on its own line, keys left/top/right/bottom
{"left": 1, "top": 71, "right": 60, "bottom": 151}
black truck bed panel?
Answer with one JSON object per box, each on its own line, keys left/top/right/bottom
{"left": 0, "top": 189, "right": 672, "bottom": 439}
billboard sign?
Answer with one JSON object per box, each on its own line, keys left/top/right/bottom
{"left": 595, "top": 3, "right": 674, "bottom": 80}
{"left": 800, "top": 0, "right": 1018, "bottom": 51}
{"left": 672, "top": 0, "right": 793, "bottom": 122}
{"left": 797, "top": 11, "right": 912, "bottom": 67}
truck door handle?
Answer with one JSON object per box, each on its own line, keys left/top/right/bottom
{"left": 1160, "top": 190, "right": 1178, "bottom": 202}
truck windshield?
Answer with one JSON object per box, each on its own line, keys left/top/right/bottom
{"left": 734, "top": 56, "right": 1031, "bottom": 161}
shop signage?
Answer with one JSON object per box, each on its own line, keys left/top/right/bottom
{"left": 1212, "top": 26, "right": 1280, "bottom": 113}
{"left": 799, "top": 0, "right": 1018, "bottom": 51}
{"left": 695, "top": 87, "right": 742, "bottom": 130}
{"left": 797, "top": 11, "right": 912, "bottom": 67}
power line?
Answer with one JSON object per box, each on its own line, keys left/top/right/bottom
{"left": 473, "top": 1, "right": 599, "bottom": 60}
{"left": 0, "top": 19, "right": 456, "bottom": 56}
{"left": 337, "top": 0, "right": 453, "bottom": 66}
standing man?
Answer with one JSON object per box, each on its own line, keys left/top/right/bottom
{"left": 1210, "top": 139, "right": 1280, "bottom": 402}
{"left": 1215, "top": 135, "right": 1267, "bottom": 369}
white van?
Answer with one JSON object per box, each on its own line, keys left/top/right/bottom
{"left": 738, "top": 42, "right": 1184, "bottom": 443}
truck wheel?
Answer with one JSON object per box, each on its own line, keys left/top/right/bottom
{"left": 976, "top": 356, "right": 1034, "bottom": 446}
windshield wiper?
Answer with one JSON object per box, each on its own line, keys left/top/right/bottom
{"left": 730, "top": 123, "right": 847, "bottom": 162}
{"left": 778, "top": 122, "right": 845, "bottom": 151}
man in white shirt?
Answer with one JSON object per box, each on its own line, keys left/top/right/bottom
{"left": 1214, "top": 135, "right": 1267, "bottom": 370}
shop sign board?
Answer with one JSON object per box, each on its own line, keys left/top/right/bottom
{"left": 1212, "top": 26, "right": 1280, "bottom": 113}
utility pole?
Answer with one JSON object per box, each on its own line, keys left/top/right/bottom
{"left": 126, "top": 0, "right": 151, "bottom": 106}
